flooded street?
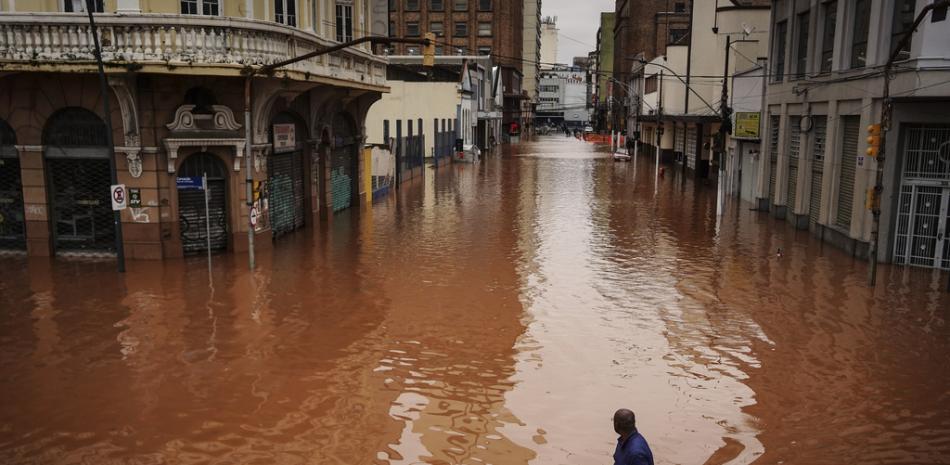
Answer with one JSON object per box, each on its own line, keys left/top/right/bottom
{"left": 2, "top": 136, "right": 949, "bottom": 465}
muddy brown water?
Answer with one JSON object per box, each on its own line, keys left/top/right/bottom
{"left": 1, "top": 136, "right": 948, "bottom": 465}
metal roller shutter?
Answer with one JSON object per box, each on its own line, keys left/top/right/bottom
{"left": 268, "top": 151, "right": 305, "bottom": 236}
{"left": 686, "top": 126, "right": 697, "bottom": 170}
{"left": 674, "top": 125, "right": 685, "bottom": 155}
{"left": 47, "top": 158, "right": 114, "bottom": 252}
{"left": 0, "top": 140, "right": 25, "bottom": 250}
{"left": 836, "top": 116, "right": 859, "bottom": 230}
{"left": 787, "top": 116, "right": 801, "bottom": 210}
{"left": 809, "top": 116, "right": 827, "bottom": 226}
{"left": 331, "top": 144, "right": 355, "bottom": 212}
{"left": 179, "top": 181, "right": 228, "bottom": 255}
{"left": 768, "top": 115, "right": 780, "bottom": 205}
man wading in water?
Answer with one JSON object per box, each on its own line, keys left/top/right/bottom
{"left": 612, "top": 409, "right": 654, "bottom": 465}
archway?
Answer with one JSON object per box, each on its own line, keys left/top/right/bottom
{"left": 42, "top": 107, "right": 113, "bottom": 253}
{"left": 0, "top": 118, "right": 25, "bottom": 250}
{"left": 177, "top": 152, "right": 229, "bottom": 255}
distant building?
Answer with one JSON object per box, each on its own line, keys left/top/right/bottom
{"left": 366, "top": 56, "right": 502, "bottom": 163}
{"left": 537, "top": 68, "right": 591, "bottom": 129}
{"left": 540, "top": 16, "right": 559, "bottom": 67}
{"left": 523, "top": 0, "right": 543, "bottom": 121}
{"left": 592, "top": 12, "right": 616, "bottom": 131}
{"left": 388, "top": 0, "right": 529, "bottom": 138}
{"left": 613, "top": 0, "right": 691, "bottom": 130}
{"left": 572, "top": 57, "right": 590, "bottom": 69}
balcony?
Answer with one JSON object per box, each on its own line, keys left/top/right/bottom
{"left": 0, "top": 13, "right": 387, "bottom": 89}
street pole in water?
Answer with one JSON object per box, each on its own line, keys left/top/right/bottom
{"left": 85, "top": 0, "right": 125, "bottom": 272}
{"left": 717, "top": 36, "right": 732, "bottom": 218}
{"left": 243, "top": 77, "right": 255, "bottom": 270}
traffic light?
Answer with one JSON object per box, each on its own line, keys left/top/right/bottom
{"left": 423, "top": 32, "right": 436, "bottom": 67}
{"left": 866, "top": 123, "right": 882, "bottom": 158}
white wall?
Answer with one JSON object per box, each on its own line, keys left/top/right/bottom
{"left": 365, "top": 81, "right": 460, "bottom": 156}
{"left": 540, "top": 21, "right": 559, "bottom": 66}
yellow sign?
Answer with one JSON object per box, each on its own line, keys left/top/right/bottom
{"left": 734, "top": 112, "right": 761, "bottom": 139}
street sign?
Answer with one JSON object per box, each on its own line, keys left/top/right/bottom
{"left": 111, "top": 184, "right": 127, "bottom": 211}
{"left": 734, "top": 112, "right": 761, "bottom": 139}
{"left": 250, "top": 206, "right": 259, "bottom": 227}
{"left": 176, "top": 176, "right": 205, "bottom": 190}
{"left": 128, "top": 188, "right": 142, "bottom": 208}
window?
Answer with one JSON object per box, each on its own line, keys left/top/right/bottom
{"left": 65, "top": 0, "right": 103, "bottom": 12}
{"left": 405, "top": 0, "right": 419, "bottom": 10}
{"left": 407, "top": 46, "right": 421, "bottom": 55}
{"left": 674, "top": 2, "right": 686, "bottom": 13}
{"left": 406, "top": 22, "right": 420, "bottom": 37}
{"left": 891, "top": 0, "right": 917, "bottom": 61}
{"left": 454, "top": 21, "right": 468, "bottom": 37}
{"left": 430, "top": 0, "right": 443, "bottom": 10}
{"left": 668, "top": 28, "right": 688, "bottom": 44}
{"left": 820, "top": 1, "right": 837, "bottom": 73}
{"left": 478, "top": 0, "right": 491, "bottom": 11}
{"left": 645, "top": 75, "right": 658, "bottom": 94}
{"left": 389, "top": 21, "right": 396, "bottom": 37}
{"left": 477, "top": 22, "right": 491, "bottom": 37}
{"left": 794, "top": 11, "right": 810, "bottom": 79}
{"left": 773, "top": 21, "right": 787, "bottom": 82}
{"left": 477, "top": 46, "right": 492, "bottom": 55}
{"left": 430, "top": 22, "right": 444, "bottom": 36}
{"left": 435, "top": 45, "right": 444, "bottom": 55}
{"left": 454, "top": 0, "right": 468, "bottom": 10}
{"left": 389, "top": 0, "right": 396, "bottom": 10}
{"left": 276, "top": 0, "right": 297, "bottom": 26}
{"left": 850, "top": 0, "right": 870, "bottom": 68}
{"left": 336, "top": 1, "right": 353, "bottom": 42}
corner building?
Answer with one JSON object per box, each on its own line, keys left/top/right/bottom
{"left": 0, "top": 0, "right": 387, "bottom": 259}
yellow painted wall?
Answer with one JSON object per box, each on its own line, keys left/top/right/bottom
{"left": 362, "top": 146, "right": 372, "bottom": 204}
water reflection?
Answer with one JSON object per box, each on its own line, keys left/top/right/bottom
{"left": 0, "top": 136, "right": 948, "bottom": 465}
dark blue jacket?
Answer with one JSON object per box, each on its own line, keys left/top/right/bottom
{"left": 613, "top": 431, "right": 654, "bottom": 465}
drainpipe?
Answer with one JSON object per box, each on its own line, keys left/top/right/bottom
{"left": 684, "top": 0, "right": 694, "bottom": 114}
{"left": 244, "top": 76, "right": 255, "bottom": 270}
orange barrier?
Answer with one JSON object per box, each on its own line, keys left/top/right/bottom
{"left": 583, "top": 133, "right": 626, "bottom": 147}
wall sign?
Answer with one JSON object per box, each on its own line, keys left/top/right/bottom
{"left": 734, "top": 112, "right": 761, "bottom": 139}
{"left": 273, "top": 124, "right": 296, "bottom": 153}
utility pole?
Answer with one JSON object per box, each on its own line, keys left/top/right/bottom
{"left": 717, "top": 35, "right": 733, "bottom": 217}
{"left": 867, "top": 0, "right": 949, "bottom": 287}
{"left": 85, "top": 0, "right": 125, "bottom": 273}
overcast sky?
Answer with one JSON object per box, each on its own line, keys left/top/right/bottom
{"left": 542, "top": 0, "right": 615, "bottom": 64}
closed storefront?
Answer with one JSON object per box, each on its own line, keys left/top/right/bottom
{"left": 893, "top": 125, "right": 950, "bottom": 270}
{"left": 269, "top": 114, "right": 307, "bottom": 237}
{"left": 809, "top": 116, "right": 827, "bottom": 227}
{"left": 835, "top": 116, "right": 859, "bottom": 231}
{"left": 43, "top": 108, "right": 114, "bottom": 253}
{"left": 787, "top": 116, "right": 801, "bottom": 211}
{"left": 768, "top": 115, "right": 780, "bottom": 206}
{"left": 331, "top": 113, "right": 359, "bottom": 212}
{"left": 177, "top": 153, "right": 229, "bottom": 255}
{"left": 685, "top": 125, "right": 697, "bottom": 171}
{"left": 0, "top": 118, "right": 24, "bottom": 250}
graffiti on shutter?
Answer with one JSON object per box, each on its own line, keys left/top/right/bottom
{"left": 809, "top": 116, "right": 827, "bottom": 226}
{"left": 268, "top": 152, "right": 304, "bottom": 237}
{"left": 836, "top": 116, "right": 860, "bottom": 230}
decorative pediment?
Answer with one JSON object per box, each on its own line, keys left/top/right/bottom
{"left": 163, "top": 138, "right": 246, "bottom": 173}
{"left": 166, "top": 105, "right": 242, "bottom": 132}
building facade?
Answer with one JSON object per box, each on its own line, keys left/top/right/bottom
{"left": 613, "top": 0, "right": 691, "bottom": 130}
{"left": 0, "top": 0, "right": 387, "bottom": 259}
{"left": 522, "top": 0, "right": 542, "bottom": 120}
{"left": 536, "top": 67, "right": 590, "bottom": 128}
{"left": 387, "top": 0, "right": 526, "bottom": 139}
{"left": 539, "top": 16, "right": 558, "bottom": 66}
{"left": 763, "top": 0, "right": 950, "bottom": 270}
{"left": 592, "top": 11, "right": 615, "bottom": 131}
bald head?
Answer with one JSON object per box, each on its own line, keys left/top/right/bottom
{"left": 613, "top": 408, "right": 637, "bottom": 436}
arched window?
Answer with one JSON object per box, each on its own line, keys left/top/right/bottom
{"left": 43, "top": 107, "right": 108, "bottom": 158}
{"left": 0, "top": 118, "right": 15, "bottom": 158}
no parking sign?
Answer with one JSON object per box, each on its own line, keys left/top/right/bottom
{"left": 111, "top": 184, "right": 127, "bottom": 211}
